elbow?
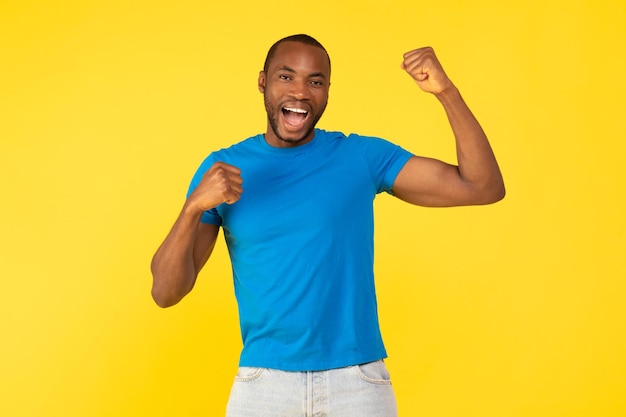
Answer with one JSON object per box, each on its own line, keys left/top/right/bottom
{"left": 151, "top": 276, "right": 190, "bottom": 308}
{"left": 493, "top": 174, "right": 506, "bottom": 202}
{"left": 151, "top": 286, "right": 179, "bottom": 308}
{"left": 479, "top": 165, "right": 506, "bottom": 204}
{"left": 495, "top": 183, "right": 506, "bottom": 202}
{"left": 481, "top": 180, "right": 506, "bottom": 205}
{"left": 150, "top": 258, "right": 194, "bottom": 308}
{"left": 150, "top": 267, "right": 176, "bottom": 308}
{"left": 467, "top": 177, "right": 505, "bottom": 206}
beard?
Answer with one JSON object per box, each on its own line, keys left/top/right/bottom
{"left": 264, "top": 94, "right": 326, "bottom": 145}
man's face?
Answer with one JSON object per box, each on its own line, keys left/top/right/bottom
{"left": 258, "top": 41, "right": 330, "bottom": 147}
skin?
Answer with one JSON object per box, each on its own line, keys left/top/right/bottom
{"left": 258, "top": 41, "right": 330, "bottom": 147}
{"left": 150, "top": 41, "right": 505, "bottom": 307}
{"left": 392, "top": 47, "right": 505, "bottom": 206}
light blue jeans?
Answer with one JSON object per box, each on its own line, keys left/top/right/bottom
{"left": 225, "top": 360, "right": 398, "bottom": 417}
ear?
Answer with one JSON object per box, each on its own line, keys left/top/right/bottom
{"left": 258, "top": 71, "right": 266, "bottom": 93}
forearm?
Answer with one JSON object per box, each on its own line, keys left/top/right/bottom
{"left": 436, "top": 85, "right": 505, "bottom": 202}
{"left": 151, "top": 161, "right": 241, "bottom": 307}
{"left": 394, "top": 47, "right": 505, "bottom": 207}
{"left": 150, "top": 202, "right": 204, "bottom": 307}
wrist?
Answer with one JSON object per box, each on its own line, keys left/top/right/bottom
{"left": 182, "top": 197, "right": 208, "bottom": 219}
{"left": 434, "top": 83, "right": 461, "bottom": 105}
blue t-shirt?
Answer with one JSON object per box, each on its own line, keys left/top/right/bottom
{"left": 188, "top": 129, "right": 413, "bottom": 371}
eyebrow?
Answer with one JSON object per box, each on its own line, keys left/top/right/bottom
{"left": 277, "top": 65, "right": 327, "bottom": 78}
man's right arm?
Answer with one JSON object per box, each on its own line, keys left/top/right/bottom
{"left": 150, "top": 162, "right": 243, "bottom": 308}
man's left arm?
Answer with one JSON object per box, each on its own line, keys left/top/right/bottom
{"left": 392, "top": 47, "right": 505, "bottom": 207}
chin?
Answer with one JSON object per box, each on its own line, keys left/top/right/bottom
{"left": 275, "top": 125, "right": 315, "bottom": 143}
{"left": 280, "top": 132, "right": 312, "bottom": 145}
{"left": 267, "top": 114, "right": 316, "bottom": 146}
{"left": 279, "top": 132, "right": 307, "bottom": 143}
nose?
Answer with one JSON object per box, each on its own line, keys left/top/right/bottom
{"left": 289, "top": 79, "right": 309, "bottom": 100}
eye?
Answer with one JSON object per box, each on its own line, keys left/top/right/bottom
{"left": 309, "top": 80, "right": 324, "bottom": 87}
{"left": 278, "top": 74, "right": 292, "bottom": 81}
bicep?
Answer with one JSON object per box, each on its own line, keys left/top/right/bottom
{"left": 392, "top": 156, "right": 473, "bottom": 207}
{"left": 193, "top": 223, "right": 220, "bottom": 274}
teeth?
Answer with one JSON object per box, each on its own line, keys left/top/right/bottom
{"left": 284, "top": 107, "right": 308, "bottom": 114}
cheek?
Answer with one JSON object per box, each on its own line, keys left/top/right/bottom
{"left": 264, "top": 86, "right": 285, "bottom": 105}
{"left": 314, "top": 91, "right": 329, "bottom": 108}
{"left": 263, "top": 94, "right": 275, "bottom": 114}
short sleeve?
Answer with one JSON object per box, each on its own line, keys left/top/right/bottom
{"left": 348, "top": 134, "right": 413, "bottom": 194}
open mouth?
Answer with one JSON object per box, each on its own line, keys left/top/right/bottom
{"left": 282, "top": 106, "right": 309, "bottom": 128}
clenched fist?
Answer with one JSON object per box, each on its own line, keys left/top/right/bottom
{"left": 401, "top": 47, "right": 454, "bottom": 95}
{"left": 187, "top": 161, "right": 243, "bottom": 212}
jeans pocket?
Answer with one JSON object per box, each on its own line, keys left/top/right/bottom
{"left": 234, "top": 367, "right": 265, "bottom": 382}
{"left": 354, "top": 360, "right": 392, "bottom": 385}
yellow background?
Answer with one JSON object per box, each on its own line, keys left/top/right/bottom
{"left": 1, "top": 0, "right": 625, "bottom": 416}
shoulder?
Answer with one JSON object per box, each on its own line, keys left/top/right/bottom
{"left": 315, "top": 129, "right": 389, "bottom": 147}
{"left": 346, "top": 132, "right": 393, "bottom": 145}
{"left": 342, "top": 132, "right": 404, "bottom": 155}
{"left": 212, "top": 134, "right": 262, "bottom": 156}
{"left": 197, "top": 134, "right": 262, "bottom": 165}
{"left": 315, "top": 129, "right": 410, "bottom": 160}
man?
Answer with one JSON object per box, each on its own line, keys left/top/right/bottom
{"left": 151, "top": 34, "right": 504, "bottom": 416}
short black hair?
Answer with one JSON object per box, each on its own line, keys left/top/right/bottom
{"left": 263, "top": 34, "right": 331, "bottom": 74}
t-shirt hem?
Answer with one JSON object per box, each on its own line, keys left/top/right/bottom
{"left": 238, "top": 351, "right": 388, "bottom": 372}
